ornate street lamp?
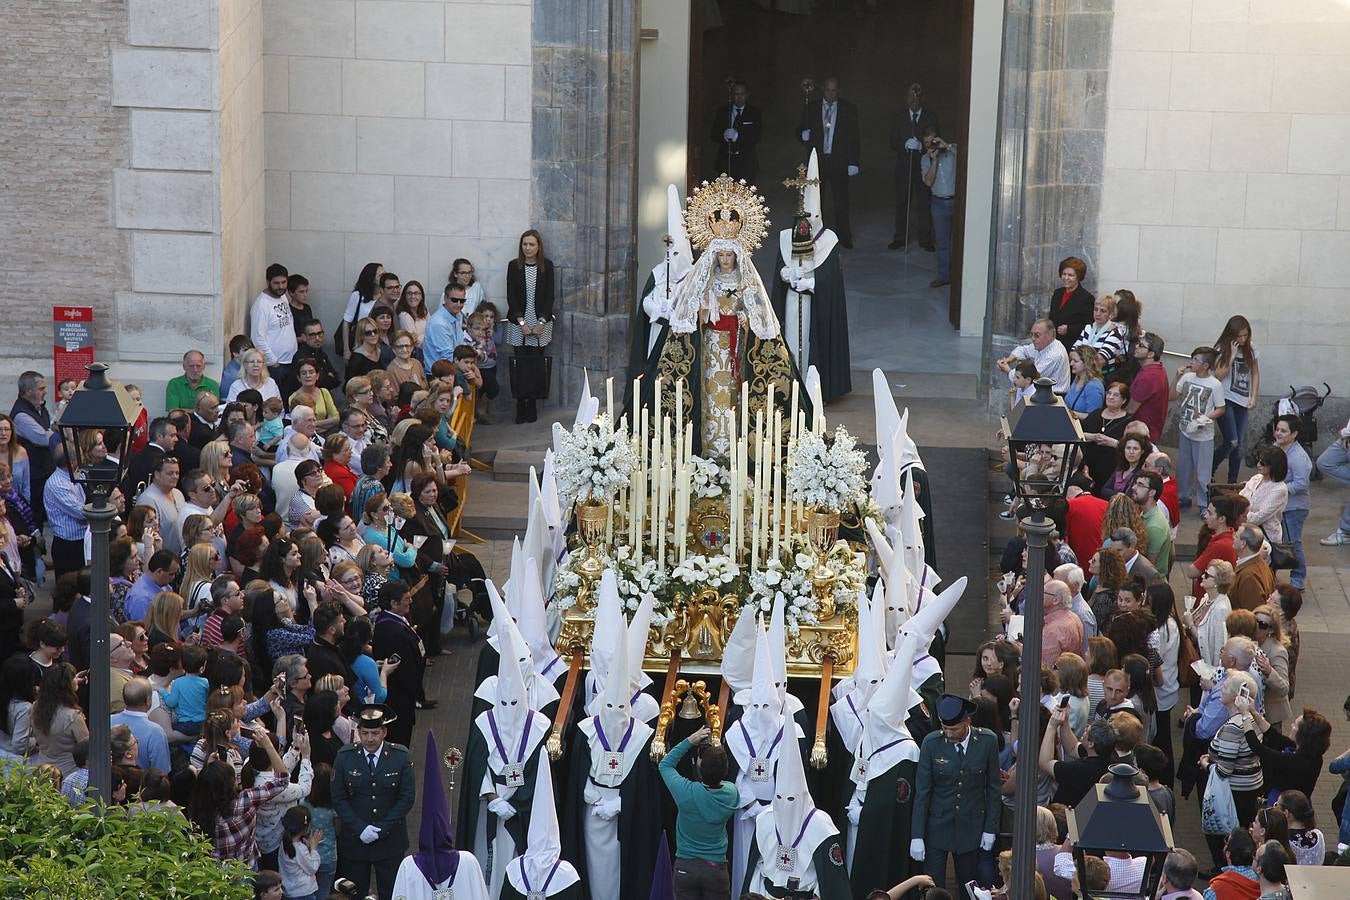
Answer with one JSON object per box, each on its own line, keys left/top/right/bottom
{"left": 1000, "top": 377, "right": 1084, "bottom": 900}
{"left": 54, "top": 363, "right": 138, "bottom": 805}
{"left": 1068, "top": 764, "right": 1174, "bottom": 898}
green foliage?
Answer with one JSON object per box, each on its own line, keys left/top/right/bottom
{"left": 0, "top": 763, "right": 251, "bottom": 899}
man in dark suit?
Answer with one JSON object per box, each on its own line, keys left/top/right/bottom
{"left": 798, "top": 76, "right": 861, "bottom": 247}
{"left": 889, "top": 83, "right": 938, "bottom": 250}
{"left": 332, "top": 705, "right": 417, "bottom": 900}
{"left": 120, "top": 416, "right": 176, "bottom": 502}
{"left": 371, "top": 579, "right": 425, "bottom": 747}
{"left": 184, "top": 392, "right": 220, "bottom": 450}
{"left": 909, "top": 694, "right": 1002, "bottom": 890}
{"left": 305, "top": 599, "right": 355, "bottom": 690}
{"left": 63, "top": 571, "right": 94, "bottom": 672}
{"left": 709, "top": 81, "right": 763, "bottom": 184}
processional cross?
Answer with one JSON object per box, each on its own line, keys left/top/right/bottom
{"left": 782, "top": 164, "right": 819, "bottom": 217}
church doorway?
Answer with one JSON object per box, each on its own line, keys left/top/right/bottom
{"left": 689, "top": 0, "right": 987, "bottom": 381}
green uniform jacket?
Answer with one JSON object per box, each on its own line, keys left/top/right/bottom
{"left": 331, "top": 741, "right": 416, "bottom": 862}
{"left": 910, "top": 727, "right": 1001, "bottom": 854}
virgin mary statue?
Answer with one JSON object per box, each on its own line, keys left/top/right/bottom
{"left": 640, "top": 175, "right": 810, "bottom": 460}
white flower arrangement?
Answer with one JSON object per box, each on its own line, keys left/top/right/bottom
{"left": 785, "top": 425, "right": 869, "bottom": 513}
{"left": 688, "top": 455, "right": 729, "bottom": 499}
{"left": 549, "top": 543, "right": 677, "bottom": 626}
{"left": 554, "top": 414, "right": 638, "bottom": 508}
{"left": 745, "top": 536, "right": 864, "bottom": 634}
{"left": 670, "top": 549, "right": 741, "bottom": 589}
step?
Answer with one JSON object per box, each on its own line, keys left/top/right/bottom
{"left": 493, "top": 449, "right": 548, "bottom": 483}
{"left": 459, "top": 477, "right": 531, "bottom": 538}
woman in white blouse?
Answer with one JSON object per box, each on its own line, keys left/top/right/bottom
{"left": 226, "top": 348, "right": 282, "bottom": 402}
{"left": 1240, "top": 446, "right": 1289, "bottom": 543}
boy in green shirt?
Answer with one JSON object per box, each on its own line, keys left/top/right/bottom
{"left": 1132, "top": 471, "right": 1173, "bottom": 572}
{"left": 659, "top": 726, "right": 739, "bottom": 899}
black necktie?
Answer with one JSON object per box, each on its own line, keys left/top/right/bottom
{"left": 912, "top": 110, "right": 919, "bottom": 123}
{"left": 367, "top": 751, "right": 377, "bottom": 772}
{"left": 955, "top": 742, "right": 965, "bottom": 765}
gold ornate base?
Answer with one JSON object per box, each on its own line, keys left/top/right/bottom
{"left": 555, "top": 588, "right": 857, "bottom": 679}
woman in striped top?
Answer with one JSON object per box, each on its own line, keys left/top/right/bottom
{"left": 1199, "top": 669, "right": 1263, "bottom": 870}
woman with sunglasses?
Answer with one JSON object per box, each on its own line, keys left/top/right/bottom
{"left": 343, "top": 317, "right": 385, "bottom": 381}
{"left": 1182, "top": 559, "right": 1234, "bottom": 706}
{"left": 1249, "top": 603, "right": 1292, "bottom": 732}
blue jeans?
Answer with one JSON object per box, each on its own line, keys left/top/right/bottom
{"left": 1316, "top": 441, "right": 1350, "bottom": 534}
{"left": 931, "top": 195, "right": 954, "bottom": 279}
{"left": 1212, "top": 403, "right": 1250, "bottom": 483}
{"left": 1283, "top": 507, "right": 1309, "bottom": 588}
{"left": 315, "top": 862, "right": 336, "bottom": 900}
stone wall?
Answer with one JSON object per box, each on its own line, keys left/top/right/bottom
{"left": 0, "top": 0, "right": 132, "bottom": 367}
{"left": 111, "top": 0, "right": 228, "bottom": 370}
{"left": 1096, "top": 0, "right": 1350, "bottom": 387}
{"left": 261, "top": 0, "right": 533, "bottom": 343}
{"left": 221, "top": 0, "right": 267, "bottom": 337}
{"left": 532, "top": 0, "right": 640, "bottom": 403}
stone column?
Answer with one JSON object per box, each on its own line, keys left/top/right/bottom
{"left": 987, "top": 0, "right": 1112, "bottom": 397}
{"left": 532, "top": 0, "right": 641, "bottom": 407}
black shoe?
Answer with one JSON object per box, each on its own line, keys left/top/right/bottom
{"left": 921, "top": 242, "right": 936, "bottom": 252}
{"left": 416, "top": 699, "right": 439, "bottom": 710}
{"left": 887, "top": 239, "right": 904, "bottom": 250}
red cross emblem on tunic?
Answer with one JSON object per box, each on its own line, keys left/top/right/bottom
{"left": 753, "top": 762, "right": 766, "bottom": 777}
{"left": 608, "top": 756, "right": 621, "bottom": 770}
{"left": 780, "top": 852, "right": 793, "bottom": 866}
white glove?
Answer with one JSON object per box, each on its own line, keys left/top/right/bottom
{"left": 779, "top": 266, "right": 794, "bottom": 283}
{"left": 845, "top": 796, "right": 863, "bottom": 826}
{"left": 792, "top": 276, "right": 815, "bottom": 294}
{"left": 359, "top": 825, "right": 381, "bottom": 844}
{"left": 591, "top": 796, "right": 623, "bottom": 820}
{"left": 800, "top": 129, "right": 811, "bottom": 142}
{"left": 981, "top": 832, "right": 996, "bottom": 851}
{"left": 910, "top": 838, "right": 925, "bottom": 861}
{"left": 905, "top": 137, "right": 922, "bottom": 151}
{"left": 723, "top": 128, "right": 739, "bottom": 142}
{"left": 847, "top": 165, "right": 860, "bottom": 177}
{"left": 488, "top": 797, "right": 516, "bottom": 820}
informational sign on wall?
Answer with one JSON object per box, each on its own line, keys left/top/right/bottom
{"left": 53, "top": 306, "right": 95, "bottom": 384}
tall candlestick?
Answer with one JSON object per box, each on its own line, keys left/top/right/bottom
{"left": 658, "top": 464, "right": 669, "bottom": 570}
{"left": 605, "top": 377, "right": 614, "bottom": 425}
{"left": 790, "top": 381, "right": 800, "bottom": 444}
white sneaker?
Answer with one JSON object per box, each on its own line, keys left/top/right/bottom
{"left": 1320, "top": 530, "right": 1350, "bottom": 546}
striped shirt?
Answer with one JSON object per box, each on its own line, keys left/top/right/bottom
{"left": 1074, "top": 321, "right": 1129, "bottom": 367}
{"left": 1209, "top": 715, "right": 1263, "bottom": 793}
{"left": 42, "top": 468, "right": 87, "bottom": 541}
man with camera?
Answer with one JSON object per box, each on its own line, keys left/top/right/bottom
{"left": 920, "top": 125, "right": 958, "bottom": 289}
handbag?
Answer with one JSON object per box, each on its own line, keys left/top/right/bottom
{"left": 1201, "top": 765, "right": 1239, "bottom": 835}
{"left": 1268, "top": 541, "right": 1297, "bottom": 571}
{"left": 509, "top": 352, "right": 553, "bottom": 400}
{"left": 1177, "top": 623, "right": 1202, "bottom": 688}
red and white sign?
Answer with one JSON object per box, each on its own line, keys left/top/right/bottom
{"left": 53, "top": 306, "right": 94, "bottom": 384}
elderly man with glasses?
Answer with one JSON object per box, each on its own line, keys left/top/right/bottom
{"left": 422, "top": 282, "right": 473, "bottom": 378}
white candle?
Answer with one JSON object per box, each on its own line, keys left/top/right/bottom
{"left": 655, "top": 375, "right": 662, "bottom": 430}
{"left": 772, "top": 413, "right": 782, "bottom": 562}
{"left": 790, "top": 381, "right": 800, "bottom": 444}
{"left": 606, "top": 377, "right": 614, "bottom": 425}
{"left": 741, "top": 380, "right": 749, "bottom": 441}
{"left": 658, "top": 464, "right": 670, "bottom": 570}
{"left": 676, "top": 379, "right": 684, "bottom": 463}
{"left": 650, "top": 422, "right": 660, "bottom": 551}
{"left": 632, "top": 376, "right": 640, "bottom": 421}
{"left": 739, "top": 436, "right": 749, "bottom": 561}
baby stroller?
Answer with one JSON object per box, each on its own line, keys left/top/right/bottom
{"left": 1246, "top": 383, "right": 1332, "bottom": 478}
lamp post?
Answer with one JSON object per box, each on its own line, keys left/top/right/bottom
{"left": 1068, "top": 763, "right": 1174, "bottom": 898}
{"left": 1001, "top": 377, "right": 1083, "bottom": 900}
{"left": 54, "top": 363, "right": 137, "bottom": 806}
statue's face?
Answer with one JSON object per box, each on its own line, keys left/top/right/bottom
{"left": 716, "top": 250, "right": 736, "bottom": 272}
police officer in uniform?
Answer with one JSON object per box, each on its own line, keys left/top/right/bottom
{"left": 332, "top": 705, "right": 417, "bottom": 900}
{"left": 908, "top": 694, "right": 1002, "bottom": 891}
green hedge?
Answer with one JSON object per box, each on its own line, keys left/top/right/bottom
{"left": 0, "top": 763, "right": 251, "bottom": 899}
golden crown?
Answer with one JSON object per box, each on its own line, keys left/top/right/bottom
{"left": 684, "top": 174, "right": 770, "bottom": 252}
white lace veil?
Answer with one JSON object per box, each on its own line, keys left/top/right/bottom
{"left": 667, "top": 238, "right": 780, "bottom": 340}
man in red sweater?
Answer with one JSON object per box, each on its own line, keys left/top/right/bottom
{"left": 1065, "top": 476, "right": 1108, "bottom": 569}
{"left": 1183, "top": 494, "right": 1239, "bottom": 598}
